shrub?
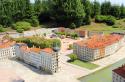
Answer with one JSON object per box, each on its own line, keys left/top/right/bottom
{"left": 13, "top": 21, "right": 31, "bottom": 31}
{"left": 16, "top": 29, "right": 24, "bottom": 33}
{"left": 30, "top": 16, "right": 39, "bottom": 27}
{"left": 56, "top": 32, "right": 65, "bottom": 35}
{"left": 69, "top": 54, "right": 78, "bottom": 61}
{"left": 69, "top": 23, "right": 76, "bottom": 29}
{"left": 0, "top": 25, "right": 6, "bottom": 32}
{"left": 68, "top": 44, "right": 73, "bottom": 50}
{"left": 71, "top": 33, "right": 78, "bottom": 39}
{"left": 106, "top": 16, "right": 116, "bottom": 25}
{"left": 15, "top": 36, "right": 61, "bottom": 49}
{"left": 95, "top": 15, "right": 116, "bottom": 25}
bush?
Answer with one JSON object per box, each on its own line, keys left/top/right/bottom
{"left": 16, "top": 29, "right": 24, "bottom": 33}
{"left": 56, "top": 32, "right": 65, "bottom": 35}
{"left": 68, "top": 44, "right": 73, "bottom": 50}
{"left": 15, "top": 36, "right": 61, "bottom": 49}
{"left": 69, "top": 54, "right": 78, "bottom": 61}
{"left": 0, "top": 25, "right": 6, "bottom": 32}
{"left": 95, "top": 15, "right": 116, "bottom": 25}
{"left": 30, "top": 16, "right": 39, "bottom": 27}
{"left": 71, "top": 33, "right": 78, "bottom": 39}
{"left": 69, "top": 23, "right": 76, "bottom": 29}
{"left": 12, "top": 21, "right": 31, "bottom": 31}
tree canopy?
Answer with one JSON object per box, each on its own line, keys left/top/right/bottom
{"left": 0, "top": 0, "right": 125, "bottom": 29}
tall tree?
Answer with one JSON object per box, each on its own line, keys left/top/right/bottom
{"left": 34, "top": 0, "right": 42, "bottom": 16}
{"left": 120, "top": 4, "right": 125, "bottom": 18}
{"left": 83, "top": 0, "right": 91, "bottom": 24}
{"left": 110, "top": 5, "right": 121, "bottom": 18}
{"left": 25, "top": 0, "right": 34, "bottom": 18}
{"left": 101, "top": 1, "right": 111, "bottom": 15}
{"left": 52, "top": 0, "right": 85, "bottom": 28}
{"left": 91, "top": 0, "right": 100, "bottom": 17}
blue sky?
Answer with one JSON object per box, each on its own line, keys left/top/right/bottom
{"left": 90, "top": 0, "right": 125, "bottom": 5}
{"left": 30, "top": 0, "right": 125, "bottom": 5}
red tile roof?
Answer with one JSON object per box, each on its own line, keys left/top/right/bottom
{"left": 41, "top": 48, "right": 53, "bottom": 54}
{"left": 0, "top": 40, "right": 16, "bottom": 48}
{"left": 113, "top": 65, "right": 125, "bottom": 78}
{"left": 20, "top": 45, "right": 53, "bottom": 54}
{"left": 75, "top": 34, "right": 123, "bottom": 49}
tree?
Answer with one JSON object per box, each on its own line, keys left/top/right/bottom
{"left": 83, "top": 0, "right": 91, "bottom": 25}
{"left": 91, "top": 0, "right": 100, "bottom": 17}
{"left": 0, "top": 0, "right": 35, "bottom": 27}
{"left": 101, "top": 1, "right": 111, "bottom": 15}
{"left": 34, "top": 0, "right": 42, "bottom": 16}
{"left": 120, "top": 4, "right": 125, "bottom": 18}
{"left": 0, "top": 15, "right": 12, "bottom": 27}
{"left": 52, "top": 0, "right": 85, "bottom": 28}
{"left": 25, "top": 0, "right": 34, "bottom": 18}
{"left": 110, "top": 5, "right": 121, "bottom": 18}
{"left": 69, "top": 54, "right": 78, "bottom": 61}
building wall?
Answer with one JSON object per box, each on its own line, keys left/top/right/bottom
{"left": 40, "top": 51, "right": 59, "bottom": 73}
{"left": 112, "top": 71, "right": 125, "bottom": 82}
{"left": 73, "top": 43, "right": 94, "bottom": 61}
{"left": 73, "top": 36, "right": 125, "bottom": 61}
{"left": 15, "top": 45, "right": 59, "bottom": 74}
{"left": 0, "top": 46, "right": 15, "bottom": 60}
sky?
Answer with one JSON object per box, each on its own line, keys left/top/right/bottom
{"left": 30, "top": 0, "right": 125, "bottom": 5}
{"left": 90, "top": 0, "right": 125, "bottom": 5}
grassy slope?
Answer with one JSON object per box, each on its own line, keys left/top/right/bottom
{"left": 78, "top": 19, "right": 125, "bottom": 34}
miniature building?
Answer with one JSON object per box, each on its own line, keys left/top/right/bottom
{"left": 0, "top": 39, "right": 16, "bottom": 60}
{"left": 112, "top": 65, "right": 125, "bottom": 82}
{"left": 73, "top": 34, "right": 125, "bottom": 61}
{"left": 15, "top": 44, "right": 59, "bottom": 74}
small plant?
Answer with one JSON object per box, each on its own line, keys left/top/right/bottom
{"left": 0, "top": 25, "right": 6, "bottom": 32}
{"left": 30, "top": 16, "right": 39, "bottom": 27}
{"left": 69, "top": 23, "right": 76, "bottom": 29}
{"left": 68, "top": 44, "right": 73, "bottom": 50}
{"left": 16, "top": 29, "right": 24, "bottom": 33}
{"left": 69, "top": 54, "right": 78, "bottom": 62}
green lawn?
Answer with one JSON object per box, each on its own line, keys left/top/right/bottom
{"left": 79, "top": 58, "right": 125, "bottom": 82}
{"left": 69, "top": 60, "right": 99, "bottom": 70}
{"left": 78, "top": 20, "right": 125, "bottom": 34}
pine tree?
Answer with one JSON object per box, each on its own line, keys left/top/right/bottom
{"left": 52, "top": 0, "right": 85, "bottom": 28}
{"left": 120, "top": 4, "right": 125, "bottom": 18}
{"left": 101, "top": 1, "right": 111, "bottom": 15}
{"left": 110, "top": 5, "right": 121, "bottom": 18}
{"left": 83, "top": 0, "right": 91, "bottom": 25}
{"left": 92, "top": 0, "right": 100, "bottom": 17}
{"left": 34, "top": 0, "right": 42, "bottom": 16}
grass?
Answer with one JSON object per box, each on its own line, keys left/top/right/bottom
{"left": 78, "top": 19, "right": 125, "bottom": 34}
{"left": 79, "top": 58, "right": 125, "bottom": 82}
{"left": 69, "top": 60, "right": 99, "bottom": 70}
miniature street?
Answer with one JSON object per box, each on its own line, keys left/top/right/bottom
{"left": 0, "top": 36, "right": 125, "bottom": 82}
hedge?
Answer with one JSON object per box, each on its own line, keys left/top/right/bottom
{"left": 15, "top": 36, "right": 61, "bottom": 49}
{"left": 95, "top": 15, "right": 116, "bottom": 25}
{"left": 12, "top": 21, "right": 31, "bottom": 32}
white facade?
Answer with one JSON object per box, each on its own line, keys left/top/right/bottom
{"left": 112, "top": 70, "right": 125, "bottom": 82}
{"left": 73, "top": 36, "right": 125, "bottom": 61}
{"left": 0, "top": 46, "right": 16, "bottom": 60}
{"left": 40, "top": 51, "right": 58, "bottom": 73}
{"left": 15, "top": 45, "right": 59, "bottom": 74}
